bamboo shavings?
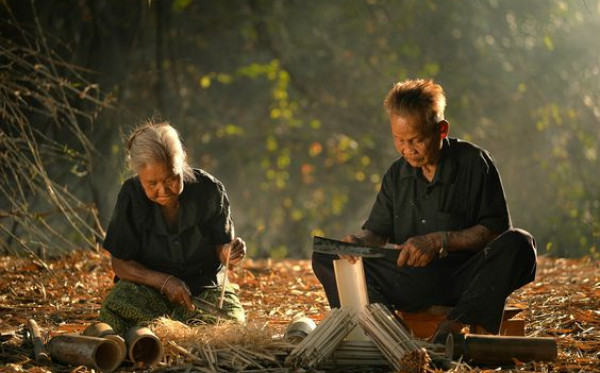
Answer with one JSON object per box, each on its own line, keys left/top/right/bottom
{"left": 285, "top": 307, "right": 357, "bottom": 369}
{"left": 151, "top": 317, "right": 277, "bottom": 348}
{"left": 150, "top": 318, "right": 290, "bottom": 371}
{"left": 360, "top": 303, "right": 431, "bottom": 373}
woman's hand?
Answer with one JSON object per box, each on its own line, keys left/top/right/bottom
{"left": 110, "top": 257, "right": 195, "bottom": 310}
{"left": 218, "top": 237, "right": 246, "bottom": 269}
{"left": 161, "top": 275, "right": 195, "bottom": 311}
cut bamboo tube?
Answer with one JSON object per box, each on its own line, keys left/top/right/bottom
{"left": 124, "top": 326, "right": 164, "bottom": 366}
{"left": 333, "top": 258, "right": 370, "bottom": 341}
{"left": 284, "top": 317, "right": 317, "bottom": 343}
{"left": 82, "top": 322, "right": 126, "bottom": 363}
{"left": 46, "top": 334, "right": 122, "bottom": 372}
{"left": 446, "top": 333, "right": 557, "bottom": 365}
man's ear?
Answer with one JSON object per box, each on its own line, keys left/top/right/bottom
{"left": 439, "top": 120, "right": 450, "bottom": 139}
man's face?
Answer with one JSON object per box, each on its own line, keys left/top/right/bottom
{"left": 138, "top": 161, "right": 183, "bottom": 208}
{"left": 390, "top": 113, "right": 443, "bottom": 169}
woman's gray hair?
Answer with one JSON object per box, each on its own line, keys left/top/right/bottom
{"left": 126, "top": 121, "right": 195, "bottom": 182}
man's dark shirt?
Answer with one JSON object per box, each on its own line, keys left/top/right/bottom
{"left": 103, "top": 168, "right": 233, "bottom": 295}
{"left": 363, "top": 137, "right": 511, "bottom": 247}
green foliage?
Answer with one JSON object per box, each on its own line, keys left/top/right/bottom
{"left": 3, "top": 0, "right": 599, "bottom": 258}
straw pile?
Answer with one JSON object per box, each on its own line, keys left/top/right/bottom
{"left": 150, "top": 318, "right": 293, "bottom": 372}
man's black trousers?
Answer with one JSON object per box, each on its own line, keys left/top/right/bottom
{"left": 311, "top": 228, "right": 537, "bottom": 334}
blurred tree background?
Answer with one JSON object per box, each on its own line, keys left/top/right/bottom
{"left": 1, "top": 0, "right": 598, "bottom": 258}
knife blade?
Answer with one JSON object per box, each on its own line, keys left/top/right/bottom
{"left": 313, "top": 236, "right": 398, "bottom": 258}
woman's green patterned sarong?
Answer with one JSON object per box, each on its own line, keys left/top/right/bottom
{"left": 99, "top": 281, "right": 245, "bottom": 335}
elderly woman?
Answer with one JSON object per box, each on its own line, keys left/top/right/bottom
{"left": 99, "top": 121, "right": 246, "bottom": 334}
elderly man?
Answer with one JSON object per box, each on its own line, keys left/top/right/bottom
{"left": 312, "top": 79, "right": 537, "bottom": 340}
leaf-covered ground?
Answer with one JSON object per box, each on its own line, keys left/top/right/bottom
{"left": 0, "top": 251, "right": 599, "bottom": 372}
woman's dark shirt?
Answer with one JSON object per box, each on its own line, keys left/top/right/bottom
{"left": 363, "top": 137, "right": 511, "bottom": 252}
{"left": 103, "top": 168, "right": 233, "bottom": 295}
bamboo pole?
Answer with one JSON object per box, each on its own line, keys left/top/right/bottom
{"left": 333, "top": 258, "right": 370, "bottom": 341}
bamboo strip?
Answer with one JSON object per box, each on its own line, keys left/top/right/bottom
{"left": 238, "top": 346, "right": 279, "bottom": 363}
{"left": 193, "top": 367, "right": 216, "bottom": 373}
{"left": 237, "top": 368, "right": 290, "bottom": 373}
{"left": 167, "top": 340, "right": 205, "bottom": 366}
{"left": 201, "top": 344, "right": 217, "bottom": 372}
{"left": 216, "top": 247, "right": 231, "bottom": 326}
{"left": 227, "top": 347, "right": 261, "bottom": 369}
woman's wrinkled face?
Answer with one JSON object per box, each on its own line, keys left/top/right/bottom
{"left": 137, "top": 162, "right": 183, "bottom": 208}
{"left": 390, "top": 113, "right": 443, "bottom": 169}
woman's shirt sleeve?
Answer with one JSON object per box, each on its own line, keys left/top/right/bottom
{"left": 102, "top": 181, "right": 142, "bottom": 260}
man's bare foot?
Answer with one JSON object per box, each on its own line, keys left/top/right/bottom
{"left": 429, "top": 319, "right": 465, "bottom": 344}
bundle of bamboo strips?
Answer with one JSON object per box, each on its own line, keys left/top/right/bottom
{"left": 285, "top": 307, "right": 357, "bottom": 369}
{"left": 319, "top": 340, "right": 391, "bottom": 368}
{"left": 359, "top": 303, "right": 430, "bottom": 373}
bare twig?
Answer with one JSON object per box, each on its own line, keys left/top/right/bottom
{"left": 0, "top": 2, "right": 109, "bottom": 256}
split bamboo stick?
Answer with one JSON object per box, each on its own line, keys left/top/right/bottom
{"left": 217, "top": 244, "right": 231, "bottom": 326}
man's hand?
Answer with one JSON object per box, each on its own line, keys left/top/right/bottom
{"left": 218, "top": 237, "right": 246, "bottom": 269}
{"left": 396, "top": 234, "right": 438, "bottom": 267}
{"left": 162, "top": 275, "right": 195, "bottom": 311}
